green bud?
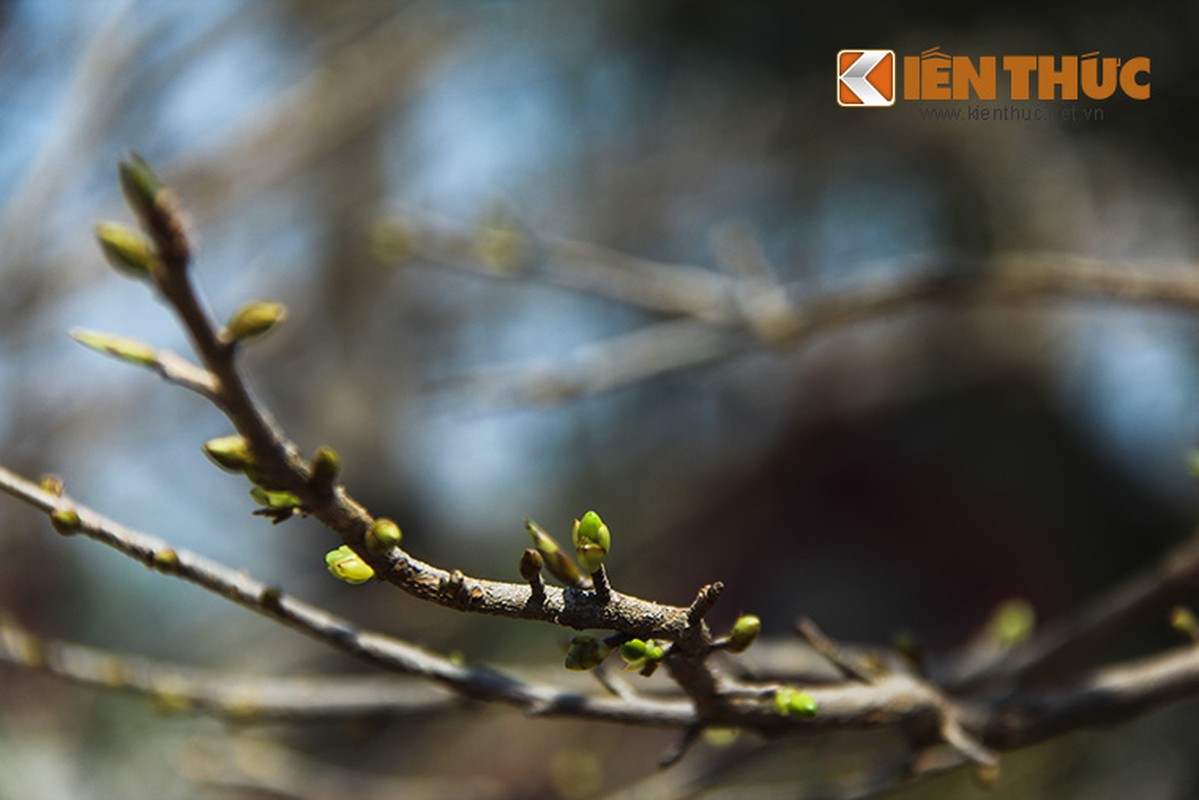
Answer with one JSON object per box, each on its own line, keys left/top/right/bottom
{"left": 527, "top": 518, "right": 585, "bottom": 587}
{"left": 249, "top": 486, "right": 302, "bottom": 510}
{"left": 309, "top": 446, "right": 340, "bottom": 493}
{"left": 367, "top": 518, "right": 403, "bottom": 551}
{"left": 38, "top": 475, "right": 64, "bottom": 497}
{"left": 988, "top": 598, "right": 1036, "bottom": 647}
{"left": 618, "top": 638, "right": 665, "bottom": 672}
{"left": 726, "top": 614, "right": 761, "bottom": 653}
{"left": 153, "top": 548, "right": 179, "bottom": 572}
{"left": 325, "top": 545, "right": 375, "bottom": 584}
{"left": 572, "top": 510, "right": 610, "bottom": 574}
{"left": 50, "top": 508, "right": 82, "bottom": 536}
{"left": 70, "top": 328, "right": 158, "bottom": 368}
{"left": 619, "top": 638, "right": 648, "bottom": 664}
{"left": 226, "top": 301, "right": 287, "bottom": 342}
{"left": 118, "top": 153, "right": 162, "bottom": 224}
{"left": 519, "top": 548, "right": 544, "bottom": 582}
{"left": 774, "top": 687, "right": 818, "bottom": 719}
{"left": 474, "top": 221, "right": 527, "bottom": 275}
{"left": 1170, "top": 605, "right": 1199, "bottom": 640}
{"left": 971, "top": 763, "right": 1001, "bottom": 789}
{"left": 202, "top": 435, "right": 254, "bottom": 473}
{"left": 564, "top": 635, "right": 611, "bottom": 671}
{"left": 95, "top": 222, "right": 155, "bottom": 280}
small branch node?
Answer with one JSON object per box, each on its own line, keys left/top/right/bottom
{"left": 687, "top": 582, "right": 725, "bottom": 626}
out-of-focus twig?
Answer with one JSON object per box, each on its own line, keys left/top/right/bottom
{"left": 406, "top": 225, "right": 1199, "bottom": 406}
{"left": 0, "top": 616, "right": 455, "bottom": 722}
{"left": 940, "top": 529, "right": 1199, "bottom": 690}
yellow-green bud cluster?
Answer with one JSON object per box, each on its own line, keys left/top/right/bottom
{"left": 774, "top": 687, "right": 818, "bottom": 719}
{"left": 571, "top": 510, "right": 610, "bottom": 574}
{"left": 618, "top": 638, "right": 666, "bottom": 674}
{"left": 325, "top": 545, "right": 375, "bottom": 584}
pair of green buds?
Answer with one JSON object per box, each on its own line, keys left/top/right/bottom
{"left": 325, "top": 519, "right": 403, "bottom": 585}
{"left": 526, "top": 510, "right": 611, "bottom": 588}
{"left": 202, "top": 436, "right": 342, "bottom": 516}
{"left": 96, "top": 162, "right": 286, "bottom": 348}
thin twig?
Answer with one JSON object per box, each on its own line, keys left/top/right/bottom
{"left": 939, "top": 530, "right": 1199, "bottom": 690}
{"left": 0, "top": 618, "right": 456, "bottom": 721}
{"left": 796, "top": 618, "right": 877, "bottom": 685}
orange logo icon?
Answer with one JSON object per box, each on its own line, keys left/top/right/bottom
{"left": 837, "top": 50, "right": 895, "bottom": 106}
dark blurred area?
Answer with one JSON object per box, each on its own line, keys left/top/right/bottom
{"left": 2, "top": 1, "right": 1199, "bottom": 798}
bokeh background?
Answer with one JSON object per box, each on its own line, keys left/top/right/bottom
{"left": 3, "top": 2, "right": 1199, "bottom": 798}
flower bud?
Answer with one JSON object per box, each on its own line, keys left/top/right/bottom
{"left": 527, "top": 518, "right": 585, "bottom": 587}
{"left": 572, "top": 510, "right": 610, "bottom": 574}
{"left": 249, "top": 486, "right": 301, "bottom": 510}
{"left": 309, "top": 445, "right": 340, "bottom": 494}
{"left": 519, "top": 548, "right": 544, "bottom": 582}
{"left": 202, "top": 435, "right": 254, "bottom": 473}
{"left": 38, "top": 475, "right": 64, "bottom": 497}
{"left": 473, "top": 221, "right": 527, "bottom": 275}
{"left": 988, "top": 598, "right": 1036, "bottom": 647}
{"left": 774, "top": 687, "right": 818, "bottom": 719}
{"left": 153, "top": 548, "right": 180, "bottom": 572}
{"left": 726, "top": 614, "right": 761, "bottom": 653}
{"left": 95, "top": 222, "right": 155, "bottom": 280}
{"left": 325, "top": 545, "right": 375, "bottom": 584}
{"left": 618, "top": 638, "right": 666, "bottom": 672}
{"left": 1170, "top": 605, "right": 1199, "bottom": 641}
{"left": 367, "top": 518, "right": 403, "bottom": 551}
{"left": 619, "top": 638, "right": 647, "bottom": 666}
{"left": 118, "top": 153, "right": 162, "bottom": 225}
{"left": 564, "top": 635, "right": 610, "bottom": 671}
{"left": 70, "top": 328, "right": 158, "bottom": 368}
{"left": 225, "top": 301, "right": 287, "bottom": 343}
{"left": 50, "top": 508, "right": 81, "bottom": 536}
